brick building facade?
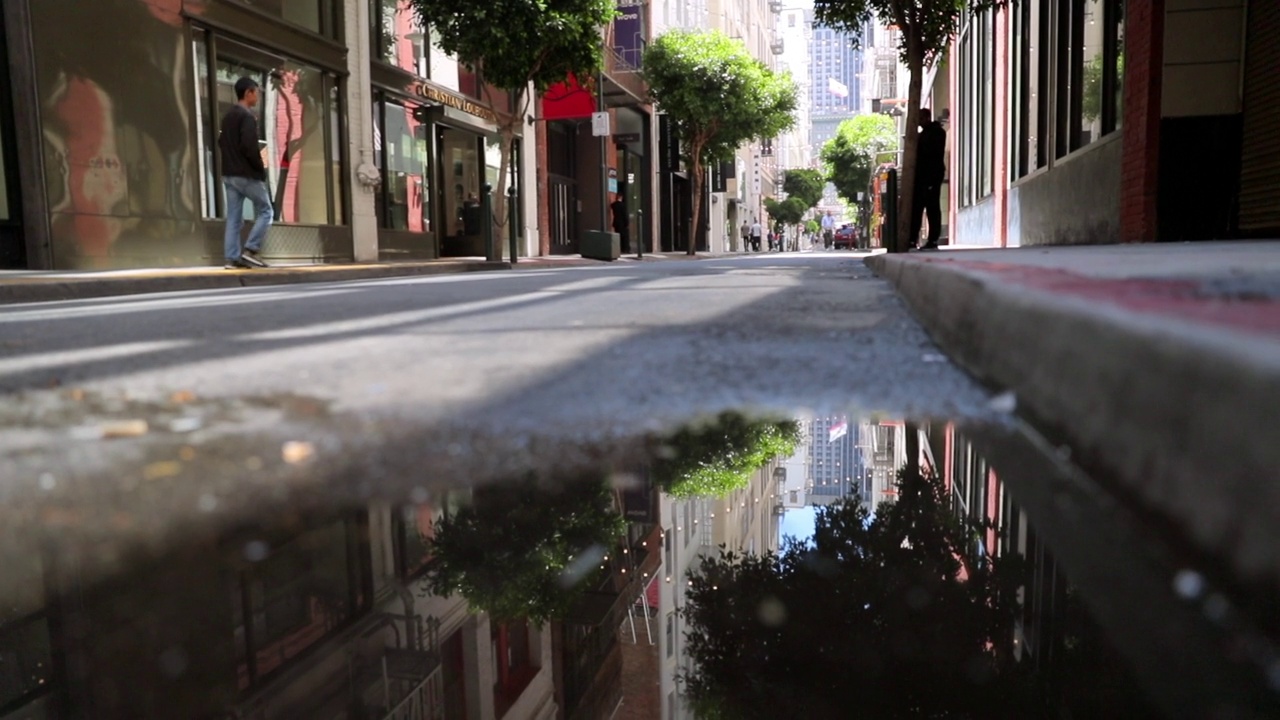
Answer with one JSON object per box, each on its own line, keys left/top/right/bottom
{"left": 933, "top": 0, "right": 1280, "bottom": 248}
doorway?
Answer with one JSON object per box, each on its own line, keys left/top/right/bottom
{"left": 437, "top": 126, "right": 483, "bottom": 257}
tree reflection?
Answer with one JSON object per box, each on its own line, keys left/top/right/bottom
{"left": 680, "top": 465, "right": 1032, "bottom": 719}
{"left": 422, "top": 475, "right": 626, "bottom": 624}
{"left": 653, "top": 412, "right": 802, "bottom": 498}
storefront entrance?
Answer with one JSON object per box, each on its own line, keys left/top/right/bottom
{"left": 437, "top": 126, "right": 484, "bottom": 257}
{"left": 0, "top": 9, "right": 24, "bottom": 268}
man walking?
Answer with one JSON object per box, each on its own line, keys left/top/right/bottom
{"left": 740, "top": 219, "right": 750, "bottom": 253}
{"left": 910, "top": 108, "right": 946, "bottom": 251}
{"left": 219, "top": 77, "right": 272, "bottom": 269}
{"left": 749, "top": 218, "right": 763, "bottom": 252}
{"left": 821, "top": 211, "right": 835, "bottom": 249}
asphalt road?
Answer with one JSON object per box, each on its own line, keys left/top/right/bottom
{"left": 0, "top": 253, "right": 1004, "bottom": 578}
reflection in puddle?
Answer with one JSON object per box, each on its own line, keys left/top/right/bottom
{"left": 0, "top": 416, "right": 1271, "bottom": 719}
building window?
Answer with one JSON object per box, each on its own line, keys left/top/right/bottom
{"left": 1055, "top": 0, "right": 1124, "bottom": 156}
{"left": 1012, "top": 0, "right": 1050, "bottom": 178}
{"left": 393, "top": 491, "right": 467, "bottom": 577}
{"left": 243, "top": 0, "right": 340, "bottom": 38}
{"left": 373, "top": 0, "right": 428, "bottom": 77}
{"left": 193, "top": 32, "right": 347, "bottom": 226}
{"left": 230, "top": 515, "right": 370, "bottom": 691}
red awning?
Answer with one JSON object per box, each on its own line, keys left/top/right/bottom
{"left": 542, "top": 75, "right": 596, "bottom": 121}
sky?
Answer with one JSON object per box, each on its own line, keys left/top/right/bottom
{"left": 779, "top": 506, "right": 817, "bottom": 545}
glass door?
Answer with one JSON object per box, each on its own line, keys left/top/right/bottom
{"left": 437, "top": 126, "right": 481, "bottom": 256}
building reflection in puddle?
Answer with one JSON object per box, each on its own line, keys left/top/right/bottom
{"left": 0, "top": 414, "right": 1269, "bottom": 719}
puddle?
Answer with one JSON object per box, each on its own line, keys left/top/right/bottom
{"left": 1, "top": 412, "right": 1276, "bottom": 719}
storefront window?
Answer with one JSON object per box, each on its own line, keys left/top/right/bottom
{"left": 380, "top": 100, "right": 432, "bottom": 233}
{"left": 1080, "top": 0, "right": 1106, "bottom": 146}
{"left": 230, "top": 518, "right": 367, "bottom": 691}
{"left": 0, "top": 126, "right": 9, "bottom": 221}
{"left": 1112, "top": 0, "right": 1124, "bottom": 129}
{"left": 440, "top": 128, "right": 481, "bottom": 241}
{"left": 194, "top": 34, "right": 345, "bottom": 227}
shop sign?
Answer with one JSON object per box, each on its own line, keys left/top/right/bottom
{"left": 408, "top": 81, "right": 498, "bottom": 123}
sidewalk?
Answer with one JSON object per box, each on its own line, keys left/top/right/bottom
{"left": 866, "top": 241, "right": 1280, "bottom": 593}
{"left": 0, "top": 251, "right": 731, "bottom": 305}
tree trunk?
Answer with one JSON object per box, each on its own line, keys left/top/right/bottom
{"left": 896, "top": 38, "right": 925, "bottom": 254}
{"left": 492, "top": 87, "right": 528, "bottom": 262}
{"left": 687, "top": 143, "right": 704, "bottom": 256}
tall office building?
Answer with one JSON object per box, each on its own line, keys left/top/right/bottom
{"left": 806, "top": 416, "right": 862, "bottom": 505}
{"left": 809, "top": 25, "right": 861, "bottom": 212}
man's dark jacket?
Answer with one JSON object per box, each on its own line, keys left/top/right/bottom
{"left": 219, "top": 105, "right": 267, "bottom": 181}
{"left": 916, "top": 122, "right": 946, "bottom": 187}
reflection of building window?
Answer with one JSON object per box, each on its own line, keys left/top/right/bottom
{"left": 666, "top": 612, "right": 675, "bottom": 657}
{"left": 0, "top": 613, "right": 54, "bottom": 712}
{"left": 230, "top": 516, "right": 370, "bottom": 691}
{"left": 394, "top": 492, "right": 468, "bottom": 578}
{"left": 192, "top": 32, "right": 347, "bottom": 226}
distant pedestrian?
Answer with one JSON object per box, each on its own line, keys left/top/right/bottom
{"left": 740, "top": 220, "right": 750, "bottom": 253}
{"left": 821, "top": 211, "right": 835, "bottom": 249}
{"left": 219, "top": 76, "right": 272, "bottom": 269}
{"left": 749, "top": 219, "right": 763, "bottom": 252}
{"left": 911, "top": 108, "right": 946, "bottom": 251}
{"left": 611, "top": 193, "right": 630, "bottom": 253}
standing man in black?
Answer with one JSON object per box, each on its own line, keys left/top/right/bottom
{"left": 611, "top": 193, "right": 630, "bottom": 253}
{"left": 219, "top": 77, "right": 272, "bottom": 268}
{"left": 910, "top": 108, "right": 946, "bottom": 251}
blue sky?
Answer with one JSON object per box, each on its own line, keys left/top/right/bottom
{"left": 779, "top": 506, "right": 817, "bottom": 545}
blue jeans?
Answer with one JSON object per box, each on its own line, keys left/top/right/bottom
{"left": 223, "top": 176, "right": 273, "bottom": 262}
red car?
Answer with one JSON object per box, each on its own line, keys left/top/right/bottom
{"left": 833, "top": 224, "right": 856, "bottom": 249}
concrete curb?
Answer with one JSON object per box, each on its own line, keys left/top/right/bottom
{"left": 0, "top": 260, "right": 511, "bottom": 305}
{"left": 866, "top": 253, "right": 1280, "bottom": 591}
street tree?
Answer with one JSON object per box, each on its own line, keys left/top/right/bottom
{"left": 821, "top": 113, "right": 898, "bottom": 207}
{"left": 411, "top": 0, "right": 617, "bottom": 259}
{"left": 424, "top": 475, "right": 626, "bottom": 624}
{"left": 763, "top": 196, "right": 807, "bottom": 229}
{"left": 782, "top": 168, "right": 826, "bottom": 209}
{"left": 644, "top": 30, "right": 798, "bottom": 255}
{"left": 653, "top": 412, "right": 801, "bottom": 498}
{"left": 814, "top": 0, "right": 998, "bottom": 251}
{"left": 680, "top": 465, "right": 1032, "bottom": 718}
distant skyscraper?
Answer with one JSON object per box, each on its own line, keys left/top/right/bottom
{"left": 809, "top": 24, "right": 861, "bottom": 211}
{"left": 806, "top": 417, "right": 862, "bottom": 504}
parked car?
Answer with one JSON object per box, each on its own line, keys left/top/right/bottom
{"left": 833, "top": 224, "right": 856, "bottom": 249}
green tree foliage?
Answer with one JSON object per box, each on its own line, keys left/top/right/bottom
{"left": 411, "top": 0, "right": 617, "bottom": 258}
{"left": 782, "top": 168, "right": 826, "bottom": 209}
{"left": 424, "top": 475, "right": 626, "bottom": 624}
{"left": 814, "top": 0, "right": 1000, "bottom": 251}
{"left": 805, "top": 219, "right": 821, "bottom": 235}
{"left": 763, "top": 196, "right": 808, "bottom": 228}
{"left": 680, "top": 466, "right": 1032, "bottom": 718}
{"left": 653, "top": 413, "right": 802, "bottom": 498}
{"left": 644, "top": 31, "right": 798, "bottom": 254}
{"left": 821, "top": 113, "right": 899, "bottom": 206}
